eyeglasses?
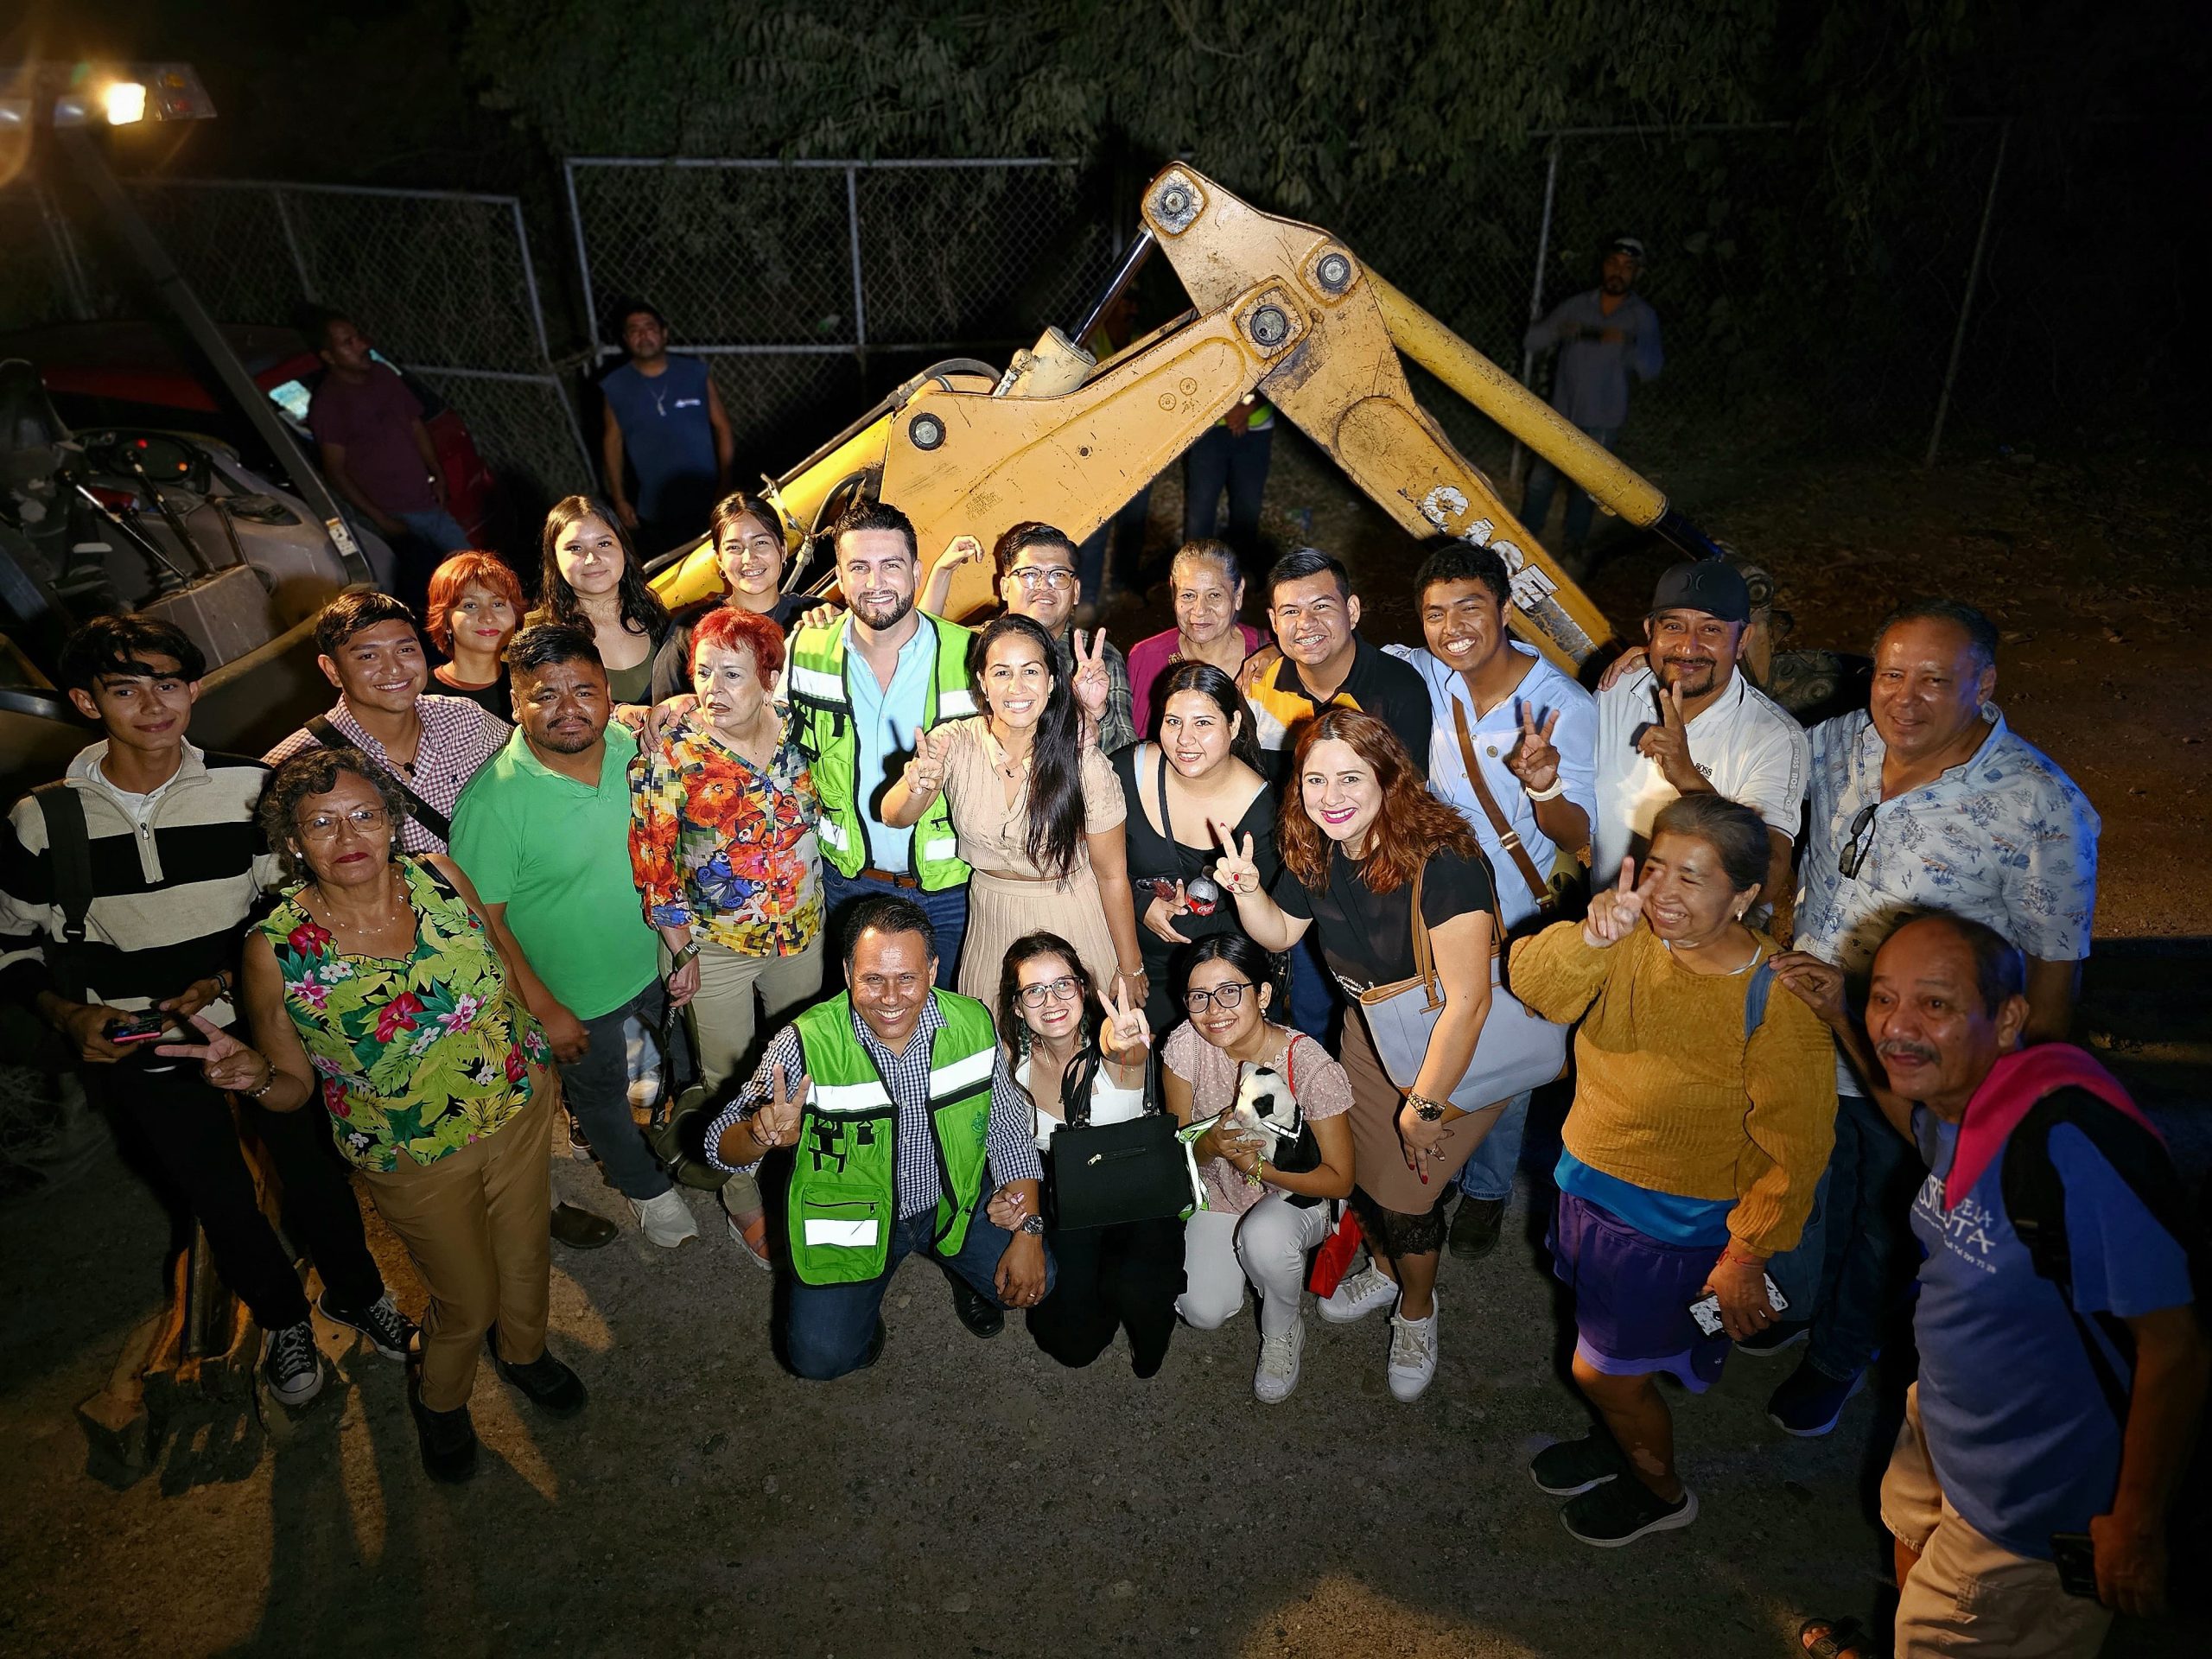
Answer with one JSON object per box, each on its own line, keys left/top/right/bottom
{"left": 1018, "top": 976, "right": 1083, "bottom": 1008}
{"left": 1836, "top": 802, "right": 1878, "bottom": 880}
{"left": 1009, "top": 566, "right": 1075, "bottom": 591}
{"left": 1184, "top": 980, "right": 1253, "bottom": 1014}
{"left": 301, "top": 804, "right": 391, "bottom": 839}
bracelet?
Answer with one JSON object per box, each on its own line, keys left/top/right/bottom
{"left": 670, "top": 942, "right": 701, "bottom": 970}
{"left": 213, "top": 969, "right": 233, "bottom": 996}
{"left": 1525, "top": 778, "right": 1567, "bottom": 803}
{"left": 245, "top": 1058, "right": 281, "bottom": 1102}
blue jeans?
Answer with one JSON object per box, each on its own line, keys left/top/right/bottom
{"left": 821, "top": 870, "right": 969, "bottom": 990}
{"left": 1785, "top": 1091, "right": 1922, "bottom": 1380}
{"left": 1520, "top": 424, "right": 1617, "bottom": 551}
{"left": 1287, "top": 931, "right": 1340, "bottom": 1048}
{"left": 1182, "top": 423, "right": 1274, "bottom": 555}
{"left": 786, "top": 1202, "right": 1056, "bottom": 1380}
{"left": 560, "top": 982, "right": 673, "bottom": 1202}
{"left": 1456, "top": 1089, "right": 1533, "bottom": 1203}
{"left": 1076, "top": 486, "right": 1152, "bottom": 606}
{"left": 393, "top": 505, "right": 472, "bottom": 555}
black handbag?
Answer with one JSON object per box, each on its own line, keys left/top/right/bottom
{"left": 1041, "top": 1045, "right": 1194, "bottom": 1231}
{"left": 647, "top": 996, "right": 734, "bottom": 1192}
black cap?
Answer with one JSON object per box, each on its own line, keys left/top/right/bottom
{"left": 1648, "top": 559, "right": 1750, "bottom": 625}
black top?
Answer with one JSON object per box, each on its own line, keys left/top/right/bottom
{"left": 647, "top": 593, "right": 814, "bottom": 703}
{"left": 1274, "top": 840, "right": 1494, "bottom": 988}
{"left": 1112, "top": 742, "right": 1280, "bottom": 1029}
{"left": 1263, "top": 632, "right": 1433, "bottom": 785}
{"left": 430, "top": 668, "right": 512, "bottom": 723}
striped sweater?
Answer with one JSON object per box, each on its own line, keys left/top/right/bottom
{"left": 0, "top": 742, "right": 281, "bottom": 1020}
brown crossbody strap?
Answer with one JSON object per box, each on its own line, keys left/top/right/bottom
{"left": 1450, "top": 697, "right": 1550, "bottom": 907}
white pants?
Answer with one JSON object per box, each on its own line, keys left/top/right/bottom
{"left": 1178, "top": 1192, "right": 1331, "bottom": 1337}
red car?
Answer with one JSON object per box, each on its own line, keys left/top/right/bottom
{"left": 0, "top": 320, "right": 497, "bottom": 544}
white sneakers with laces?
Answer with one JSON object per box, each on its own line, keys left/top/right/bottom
{"left": 1254, "top": 1318, "right": 1305, "bottom": 1403}
{"left": 1319, "top": 1263, "right": 1398, "bottom": 1324}
{"left": 633, "top": 1189, "right": 699, "bottom": 1248}
{"left": 1387, "top": 1297, "right": 1440, "bottom": 1402}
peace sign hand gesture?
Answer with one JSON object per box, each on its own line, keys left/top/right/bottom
{"left": 1503, "top": 702, "right": 1563, "bottom": 794}
{"left": 902, "top": 723, "right": 953, "bottom": 798}
{"left": 155, "top": 1013, "right": 275, "bottom": 1096}
{"left": 1071, "top": 628, "right": 1112, "bottom": 722}
{"left": 750, "top": 1064, "right": 810, "bottom": 1151}
{"left": 1635, "top": 680, "right": 1703, "bottom": 791}
{"left": 1210, "top": 817, "right": 1261, "bottom": 898}
{"left": 1096, "top": 982, "right": 1153, "bottom": 1060}
{"left": 1581, "top": 858, "right": 1647, "bottom": 948}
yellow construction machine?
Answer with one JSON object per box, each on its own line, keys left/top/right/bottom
{"left": 651, "top": 163, "right": 1738, "bottom": 672}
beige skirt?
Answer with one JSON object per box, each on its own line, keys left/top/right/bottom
{"left": 1337, "top": 1004, "right": 1496, "bottom": 1217}
{"left": 957, "top": 866, "right": 1124, "bottom": 1007}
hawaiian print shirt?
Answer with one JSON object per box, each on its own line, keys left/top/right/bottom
{"left": 629, "top": 709, "right": 823, "bottom": 957}
{"left": 257, "top": 857, "right": 548, "bottom": 1173}
{"left": 1796, "top": 705, "right": 2101, "bottom": 981}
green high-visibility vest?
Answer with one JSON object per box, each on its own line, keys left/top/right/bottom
{"left": 786, "top": 612, "right": 976, "bottom": 890}
{"left": 785, "top": 991, "right": 997, "bottom": 1284}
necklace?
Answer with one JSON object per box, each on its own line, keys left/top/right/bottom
{"left": 311, "top": 873, "right": 406, "bottom": 939}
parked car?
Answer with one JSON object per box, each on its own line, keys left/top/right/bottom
{"left": 0, "top": 319, "right": 497, "bottom": 544}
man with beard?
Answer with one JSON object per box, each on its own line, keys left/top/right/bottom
{"left": 1521, "top": 235, "right": 1663, "bottom": 571}
{"left": 1757, "top": 601, "right": 2101, "bottom": 1437}
{"left": 449, "top": 624, "right": 699, "bottom": 1249}
{"left": 1794, "top": 915, "right": 2202, "bottom": 1655}
{"left": 1592, "top": 559, "right": 1805, "bottom": 937}
{"left": 787, "top": 500, "right": 978, "bottom": 987}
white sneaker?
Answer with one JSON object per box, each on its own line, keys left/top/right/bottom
{"left": 1387, "top": 1299, "right": 1440, "bottom": 1402}
{"left": 632, "top": 1188, "right": 699, "bottom": 1249}
{"left": 1319, "top": 1264, "right": 1398, "bottom": 1325}
{"left": 1254, "top": 1319, "right": 1305, "bottom": 1403}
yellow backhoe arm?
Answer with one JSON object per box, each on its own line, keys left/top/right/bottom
{"left": 655, "top": 164, "right": 1730, "bottom": 671}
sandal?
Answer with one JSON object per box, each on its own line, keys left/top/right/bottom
{"left": 1798, "top": 1617, "right": 1876, "bottom": 1659}
{"left": 727, "top": 1209, "right": 773, "bottom": 1273}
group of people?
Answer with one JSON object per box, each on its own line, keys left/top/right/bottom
{"left": 3, "top": 472, "right": 2202, "bottom": 1656}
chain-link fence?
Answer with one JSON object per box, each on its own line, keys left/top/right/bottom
{"left": 563, "top": 158, "right": 1117, "bottom": 475}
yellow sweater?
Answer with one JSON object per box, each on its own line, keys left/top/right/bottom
{"left": 1509, "top": 921, "right": 1837, "bottom": 1255}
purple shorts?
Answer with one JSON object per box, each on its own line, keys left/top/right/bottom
{"left": 1548, "top": 1188, "right": 1730, "bottom": 1393}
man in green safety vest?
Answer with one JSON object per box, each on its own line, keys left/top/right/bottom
{"left": 786, "top": 499, "right": 977, "bottom": 987}
{"left": 703, "top": 893, "right": 1051, "bottom": 1378}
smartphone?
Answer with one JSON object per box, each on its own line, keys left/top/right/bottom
{"left": 105, "top": 1011, "right": 173, "bottom": 1044}
{"left": 2050, "top": 1532, "right": 2100, "bottom": 1600}
{"left": 1688, "top": 1274, "right": 1790, "bottom": 1338}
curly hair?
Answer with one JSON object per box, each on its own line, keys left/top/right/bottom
{"left": 424, "top": 551, "right": 524, "bottom": 653}
{"left": 1278, "top": 708, "right": 1481, "bottom": 894}
{"left": 690, "top": 603, "right": 786, "bottom": 686}
{"left": 259, "top": 747, "right": 408, "bottom": 882}
{"left": 995, "top": 931, "right": 1102, "bottom": 1118}
{"left": 535, "top": 495, "right": 670, "bottom": 639}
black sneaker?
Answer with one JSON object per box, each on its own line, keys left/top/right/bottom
{"left": 1733, "top": 1318, "right": 1810, "bottom": 1358}
{"left": 262, "top": 1319, "right": 324, "bottom": 1407}
{"left": 550, "top": 1203, "right": 619, "bottom": 1250}
{"left": 318, "top": 1290, "right": 417, "bottom": 1361}
{"left": 1529, "top": 1432, "right": 1626, "bottom": 1497}
{"left": 491, "top": 1340, "right": 588, "bottom": 1418}
{"left": 950, "top": 1278, "right": 1004, "bottom": 1339}
{"left": 1767, "top": 1358, "right": 1866, "bottom": 1438}
{"left": 411, "top": 1395, "right": 478, "bottom": 1484}
{"left": 1449, "top": 1196, "right": 1507, "bottom": 1261}
{"left": 1560, "top": 1478, "right": 1697, "bottom": 1547}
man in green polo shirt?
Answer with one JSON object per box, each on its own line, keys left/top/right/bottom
{"left": 451, "top": 622, "right": 698, "bottom": 1249}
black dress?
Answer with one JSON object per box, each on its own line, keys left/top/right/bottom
{"left": 1111, "top": 742, "right": 1281, "bottom": 1029}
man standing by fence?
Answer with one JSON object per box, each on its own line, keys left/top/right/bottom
{"left": 600, "top": 302, "right": 734, "bottom": 558}
{"left": 1521, "top": 235, "right": 1662, "bottom": 572}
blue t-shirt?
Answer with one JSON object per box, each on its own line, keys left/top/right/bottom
{"left": 601, "top": 356, "right": 715, "bottom": 521}
{"left": 1910, "top": 1095, "right": 2194, "bottom": 1560}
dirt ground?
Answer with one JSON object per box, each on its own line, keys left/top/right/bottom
{"left": 3, "top": 432, "right": 2209, "bottom": 1659}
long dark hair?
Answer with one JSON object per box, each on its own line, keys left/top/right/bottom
{"left": 1152, "top": 660, "right": 1266, "bottom": 772}
{"left": 995, "top": 931, "right": 1101, "bottom": 1118}
{"left": 969, "top": 613, "right": 1085, "bottom": 880}
{"left": 536, "top": 494, "right": 671, "bottom": 640}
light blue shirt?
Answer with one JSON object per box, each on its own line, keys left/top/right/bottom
{"left": 1387, "top": 642, "right": 1598, "bottom": 929}
{"left": 846, "top": 621, "right": 940, "bottom": 874}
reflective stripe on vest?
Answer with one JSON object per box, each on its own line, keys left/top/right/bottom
{"left": 789, "top": 664, "right": 848, "bottom": 709}
{"left": 810, "top": 1077, "right": 893, "bottom": 1116}
{"left": 817, "top": 817, "right": 852, "bottom": 853}
{"left": 928, "top": 1046, "right": 995, "bottom": 1100}
{"left": 938, "top": 688, "right": 978, "bottom": 718}
{"left": 804, "top": 1217, "right": 880, "bottom": 1248}
{"left": 920, "top": 836, "right": 958, "bottom": 863}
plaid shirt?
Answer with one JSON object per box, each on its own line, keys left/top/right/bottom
{"left": 706, "top": 993, "right": 1041, "bottom": 1218}
{"left": 1054, "top": 629, "right": 1135, "bottom": 755}
{"left": 264, "top": 695, "right": 509, "bottom": 855}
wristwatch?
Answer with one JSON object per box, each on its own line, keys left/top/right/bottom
{"left": 1017, "top": 1214, "right": 1046, "bottom": 1237}
{"left": 1408, "top": 1093, "right": 1447, "bottom": 1122}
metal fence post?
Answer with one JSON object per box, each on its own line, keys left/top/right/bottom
{"left": 563, "top": 159, "right": 602, "bottom": 361}
{"left": 845, "top": 164, "right": 868, "bottom": 375}
{"left": 270, "top": 188, "right": 316, "bottom": 303}
{"left": 1924, "top": 118, "right": 2011, "bottom": 467}
{"left": 1509, "top": 137, "right": 1562, "bottom": 487}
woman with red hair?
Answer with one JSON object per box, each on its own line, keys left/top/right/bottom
{"left": 629, "top": 601, "right": 822, "bottom": 1268}
{"left": 425, "top": 550, "right": 525, "bottom": 721}
{"left": 1214, "top": 708, "right": 1507, "bottom": 1402}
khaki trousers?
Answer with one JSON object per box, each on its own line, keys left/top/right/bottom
{"left": 361, "top": 1088, "right": 555, "bottom": 1412}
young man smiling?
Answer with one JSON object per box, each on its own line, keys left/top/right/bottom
{"left": 2, "top": 616, "right": 410, "bottom": 1407}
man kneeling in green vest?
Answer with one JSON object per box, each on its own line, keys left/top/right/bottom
{"left": 703, "top": 893, "right": 1052, "bottom": 1377}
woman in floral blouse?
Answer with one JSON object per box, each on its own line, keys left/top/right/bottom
{"left": 162, "top": 747, "right": 570, "bottom": 1486}
{"left": 629, "top": 602, "right": 822, "bottom": 1268}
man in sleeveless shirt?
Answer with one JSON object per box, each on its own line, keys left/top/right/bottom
{"left": 599, "top": 302, "right": 734, "bottom": 557}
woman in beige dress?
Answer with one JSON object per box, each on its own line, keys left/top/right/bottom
{"left": 883, "top": 613, "right": 1147, "bottom": 1007}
